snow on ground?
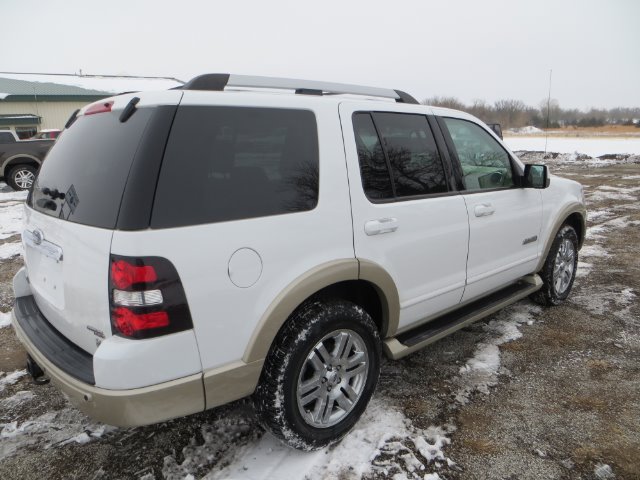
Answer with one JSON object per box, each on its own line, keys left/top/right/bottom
{"left": 0, "top": 202, "right": 23, "bottom": 241}
{"left": 0, "top": 406, "right": 116, "bottom": 461}
{"left": 506, "top": 126, "right": 543, "bottom": 134}
{"left": 0, "top": 370, "right": 27, "bottom": 393}
{"left": 0, "top": 242, "right": 22, "bottom": 260}
{"left": 163, "top": 397, "right": 455, "bottom": 480}
{"left": 0, "top": 311, "right": 11, "bottom": 328}
{"left": 504, "top": 136, "right": 640, "bottom": 156}
{"left": 454, "top": 303, "right": 541, "bottom": 405}
{"left": 0, "top": 182, "right": 25, "bottom": 260}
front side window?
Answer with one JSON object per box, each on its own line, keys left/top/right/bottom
{"left": 151, "top": 106, "right": 319, "bottom": 228}
{"left": 353, "top": 112, "right": 448, "bottom": 201}
{"left": 442, "top": 117, "right": 514, "bottom": 191}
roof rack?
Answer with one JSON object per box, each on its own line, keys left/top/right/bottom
{"left": 180, "top": 74, "right": 419, "bottom": 104}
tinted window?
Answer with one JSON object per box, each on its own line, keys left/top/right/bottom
{"left": 442, "top": 117, "right": 514, "bottom": 190}
{"left": 151, "top": 106, "right": 318, "bottom": 228}
{"left": 353, "top": 113, "right": 393, "bottom": 199}
{"left": 28, "top": 109, "right": 154, "bottom": 228}
{"left": 373, "top": 113, "right": 447, "bottom": 197}
{"left": 0, "top": 132, "right": 15, "bottom": 143}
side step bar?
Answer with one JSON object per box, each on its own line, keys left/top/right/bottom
{"left": 384, "top": 274, "right": 542, "bottom": 360}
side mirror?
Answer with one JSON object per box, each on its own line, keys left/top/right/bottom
{"left": 487, "top": 123, "right": 503, "bottom": 139}
{"left": 523, "top": 164, "right": 549, "bottom": 189}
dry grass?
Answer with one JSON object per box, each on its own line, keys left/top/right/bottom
{"left": 461, "top": 438, "right": 501, "bottom": 455}
{"left": 567, "top": 395, "right": 609, "bottom": 412}
{"left": 504, "top": 125, "right": 640, "bottom": 138}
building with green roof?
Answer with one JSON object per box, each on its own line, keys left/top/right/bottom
{"left": 0, "top": 77, "right": 112, "bottom": 137}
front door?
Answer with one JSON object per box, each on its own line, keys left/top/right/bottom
{"left": 437, "top": 116, "right": 542, "bottom": 302}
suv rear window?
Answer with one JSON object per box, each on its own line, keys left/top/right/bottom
{"left": 151, "top": 106, "right": 319, "bottom": 228}
{"left": 28, "top": 109, "right": 154, "bottom": 228}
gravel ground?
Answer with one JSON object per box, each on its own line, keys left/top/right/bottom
{"left": 0, "top": 157, "right": 638, "bottom": 480}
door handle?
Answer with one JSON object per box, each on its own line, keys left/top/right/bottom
{"left": 474, "top": 203, "right": 495, "bottom": 217}
{"left": 364, "top": 218, "right": 399, "bottom": 236}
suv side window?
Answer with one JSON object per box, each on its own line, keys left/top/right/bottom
{"left": 441, "top": 117, "right": 514, "bottom": 191}
{"left": 353, "top": 113, "right": 394, "bottom": 200}
{"left": 0, "top": 132, "right": 15, "bottom": 143}
{"left": 152, "top": 106, "right": 319, "bottom": 228}
{"left": 353, "top": 112, "right": 448, "bottom": 200}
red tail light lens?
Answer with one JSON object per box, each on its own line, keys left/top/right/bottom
{"left": 85, "top": 100, "right": 114, "bottom": 116}
{"left": 112, "top": 307, "right": 169, "bottom": 336}
{"left": 111, "top": 260, "right": 158, "bottom": 289}
{"left": 109, "top": 255, "right": 193, "bottom": 340}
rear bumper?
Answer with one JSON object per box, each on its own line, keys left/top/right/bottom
{"left": 12, "top": 301, "right": 205, "bottom": 427}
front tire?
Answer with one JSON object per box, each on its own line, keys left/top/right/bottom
{"left": 254, "top": 298, "right": 381, "bottom": 450}
{"left": 7, "top": 165, "right": 37, "bottom": 191}
{"left": 532, "top": 224, "right": 579, "bottom": 306}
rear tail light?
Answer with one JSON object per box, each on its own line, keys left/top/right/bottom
{"left": 109, "top": 255, "right": 193, "bottom": 339}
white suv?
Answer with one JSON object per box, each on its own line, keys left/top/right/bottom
{"left": 11, "top": 74, "right": 585, "bottom": 450}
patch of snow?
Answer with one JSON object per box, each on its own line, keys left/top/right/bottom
{"left": 0, "top": 407, "right": 116, "bottom": 461}
{"left": 588, "top": 189, "right": 636, "bottom": 202}
{"left": 587, "top": 216, "right": 640, "bottom": 240}
{"left": 454, "top": 302, "right": 540, "bottom": 404}
{"left": 506, "top": 126, "right": 543, "bottom": 135}
{"left": 200, "top": 398, "right": 454, "bottom": 480}
{"left": 622, "top": 175, "right": 640, "bottom": 180}
{"left": 0, "top": 241, "right": 23, "bottom": 260}
{"left": 0, "top": 183, "right": 28, "bottom": 202}
{"left": 0, "top": 390, "right": 34, "bottom": 409}
{"left": 0, "top": 203, "right": 24, "bottom": 240}
{"left": 580, "top": 244, "right": 610, "bottom": 258}
{"left": 576, "top": 261, "right": 593, "bottom": 278}
{"left": 587, "top": 209, "right": 615, "bottom": 222}
{"left": 571, "top": 287, "right": 635, "bottom": 319}
{"left": 0, "top": 310, "right": 12, "bottom": 328}
{"left": 0, "top": 369, "right": 27, "bottom": 392}
{"left": 594, "top": 463, "right": 615, "bottom": 479}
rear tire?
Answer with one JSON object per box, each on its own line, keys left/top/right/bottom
{"left": 253, "top": 298, "right": 381, "bottom": 450}
{"left": 531, "top": 224, "right": 579, "bottom": 306}
{"left": 7, "top": 165, "right": 37, "bottom": 191}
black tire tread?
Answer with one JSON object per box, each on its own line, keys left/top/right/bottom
{"left": 531, "top": 224, "right": 578, "bottom": 306}
{"left": 253, "top": 298, "right": 380, "bottom": 450}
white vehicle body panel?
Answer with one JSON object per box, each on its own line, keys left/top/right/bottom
{"left": 111, "top": 93, "right": 355, "bottom": 372}
{"left": 93, "top": 331, "right": 202, "bottom": 389}
{"left": 461, "top": 188, "right": 542, "bottom": 302}
{"left": 22, "top": 207, "right": 113, "bottom": 355}
{"left": 338, "top": 102, "right": 469, "bottom": 331}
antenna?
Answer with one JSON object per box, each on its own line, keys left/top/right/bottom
{"left": 545, "top": 69, "right": 552, "bottom": 154}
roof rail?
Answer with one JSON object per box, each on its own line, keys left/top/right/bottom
{"left": 181, "top": 74, "right": 419, "bottom": 104}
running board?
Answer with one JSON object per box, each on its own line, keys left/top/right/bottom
{"left": 384, "top": 274, "right": 542, "bottom": 360}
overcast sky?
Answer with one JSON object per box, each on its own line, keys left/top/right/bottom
{"left": 1, "top": 0, "right": 638, "bottom": 110}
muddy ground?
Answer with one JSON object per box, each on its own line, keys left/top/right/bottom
{"left": 0, "top": 159, "right": 638, "bottom": 480}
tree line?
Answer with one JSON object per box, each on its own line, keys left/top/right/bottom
{"left": 422, "top": 96, "right": 640, "bottom": 130}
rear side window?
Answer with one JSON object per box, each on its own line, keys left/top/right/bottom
{"left": 0, "top": 132, "right": 15, "bottom": 143}
{"left": 151, "top": 106, "right": 319, "bottom": 228}
{"left": 28, "top": 109, "right": 154, "bottom": 228}
{"left": 353, "top": 112, "right": 448, "bottom": 201}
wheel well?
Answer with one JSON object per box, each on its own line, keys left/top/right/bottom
{"left": 5, "top": 158, "right": 40, "bottom": 175}
{"left": 564, "top": 212, "right": 585, "bottom": 249}
{"left": 314, "top": 280, "right": 385, "bottom": 335}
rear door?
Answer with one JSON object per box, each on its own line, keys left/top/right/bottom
{"left": 436, "top": 116, "right": 542, "bottom": 302}
{"left": 23, "top": 92, "right": 182, "bottom": 354}
{"left": 340, "top": 103, "right": 469, "bottom": 332}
